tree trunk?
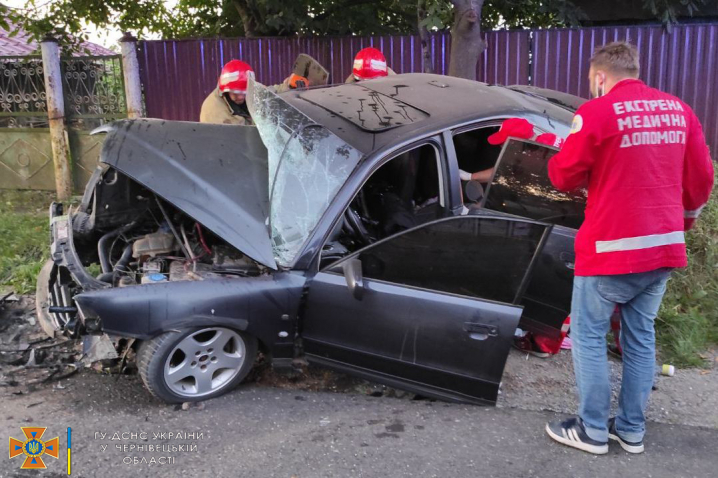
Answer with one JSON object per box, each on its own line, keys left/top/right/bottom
{"left": 448, "top": 0, "right": 486, "bottom": 80}
{"left": 417, "top": 0, "right": 434, "bottom": 73}
{"left": 232, "top": 0, "right": 258, "bottom": 37}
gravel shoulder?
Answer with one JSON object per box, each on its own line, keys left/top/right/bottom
{"left": 499, "top": 346, "right": 718, "bottom": 429}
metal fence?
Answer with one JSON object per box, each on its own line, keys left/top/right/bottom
{"left": 138, "top": 31, "right": 528, "bottom": 122}
{"left": 532, "top": 24, "right": 718, "bottom": 160}
{"left": 0, "top": 56, "right": 48, "bottom": 128}
{"left": 0, "top": 54, "right": 127, "bottom": 190}
{"left": 62, "top": 55, "right": 127, "bottom": 129}
{"left": 137, "top": 24, "right": 718, "bottom": 157}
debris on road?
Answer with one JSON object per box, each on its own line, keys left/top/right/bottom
{"left": 0, "top": 295, "right": 81, "bottom": 396}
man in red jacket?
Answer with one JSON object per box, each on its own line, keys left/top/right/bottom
{"left": 545, "top": 42, "right": 714, "bottom": 455}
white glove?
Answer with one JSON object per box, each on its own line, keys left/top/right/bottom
{"left": 459, "top": 169, "right": 473, "bottom": 181}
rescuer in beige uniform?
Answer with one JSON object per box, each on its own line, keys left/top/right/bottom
{"left": 200, "top": 60, "right": 254, "bottom": 125}
{"left": 200, "top": 57, "right": 322, "bottom": 125}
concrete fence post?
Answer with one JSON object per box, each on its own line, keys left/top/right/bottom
{"left": 40, "top": 35, "right": 73, "bottom": 201}
{"left": 120, "top": 33, "right": 144, "bottom": 119}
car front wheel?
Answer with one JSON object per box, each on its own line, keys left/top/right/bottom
{"left": 137, "top": 327, "right": 257, "bottom": 403}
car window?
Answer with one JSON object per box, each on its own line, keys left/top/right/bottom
{"left": 329, "top": 216, "right": 548, "bottom": 305}
{"left": 453, "top": 126, "right": 502, "bottom": 177}
{"left": 484, "top": 139, "right": 587, "bottom": 230}
{"left": 452, "top": 125, "right": 501, "bottom": 206}
{"left": 320, "top": 142, "right": 445, "bottom": 267}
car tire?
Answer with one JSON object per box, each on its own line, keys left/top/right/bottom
{"left": 137, "top": 327, "right": 257, "bottom": 403}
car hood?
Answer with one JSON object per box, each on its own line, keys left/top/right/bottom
{"left": 94, "top": 118, "right": 277, "bottom": 269}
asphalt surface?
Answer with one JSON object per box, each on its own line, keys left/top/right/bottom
{"left": 1, "top": 371, "right": 716, "bottom": 478}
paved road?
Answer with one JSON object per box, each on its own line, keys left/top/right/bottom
{"left": 1, "top": 372, "right": 716, "bottom": 478}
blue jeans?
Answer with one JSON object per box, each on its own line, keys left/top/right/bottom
{"left": 571, "top": 268, "right": 672, "bottom": 443}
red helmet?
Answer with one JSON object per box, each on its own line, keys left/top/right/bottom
{"left": 487, "top": 118, "right": 535, "bottom": 145}
{"left": 218, "top": 60, "right": 253, "bottom": 94}
{"left": 352, "top": 47, "right": 388, "bottom": 80}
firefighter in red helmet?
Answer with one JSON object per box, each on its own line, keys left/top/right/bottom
{"left": 345, "top": 47, "right": 396, "bottom": 83}
{"left": 200, "top": 60, "right": 254, "bottom": 125}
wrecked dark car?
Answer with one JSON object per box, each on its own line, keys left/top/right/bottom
{"left": 36, "top": 73, "right": 587, "bottom": 404}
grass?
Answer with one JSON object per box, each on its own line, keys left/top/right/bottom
{"left": 656, "top": 179, "right": 718, "bottom": 367}
{"left": 0, "top": 190, "right": 55, "bottom": 295}
{"left": 1, "top": 183, "right": 717, "bottom": 366}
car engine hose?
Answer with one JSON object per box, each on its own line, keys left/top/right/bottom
{"left": 114, "top": 244, "right": 134, "bottom": 273}
{"left": 98, "top": 221, "right": 138, "bottom": 274}
{"left": 71, "top": 211, "right": 95, "bottom": 237}
{"left": 155, "top": 195, "right": 191, "bottom": 260}
{"left": 97, "top": 272, "right": 114, "bottom": 283}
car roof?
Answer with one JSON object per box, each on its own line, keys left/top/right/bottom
{"left": 280, "top": 73, "right": 576, "bottom": 155}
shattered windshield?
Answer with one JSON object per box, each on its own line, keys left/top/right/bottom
{"left": 247, "top": 75, "right": 363, "bottom": 267}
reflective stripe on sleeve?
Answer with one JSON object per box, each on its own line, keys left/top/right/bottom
{"left": 684, "top": 204, "right": 706, "bottom": 219}
{"left": 595, "top": 231, "right": 685, "bottom": 253}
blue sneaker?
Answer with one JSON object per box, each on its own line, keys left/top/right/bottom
{"left": 546, "top": 417, "right": 609, "bottom": 455}
{"left": 608, "top": 417, "right": 645, "bottom": 454}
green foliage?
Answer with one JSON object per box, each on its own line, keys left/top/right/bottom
{"left": 643, "top": 0, "right": 705, "bottom": 27}
{"left": 1, "top": 0, "right": 709, "bottom": 50}
{"left": 482, "top": 0, "right": 586, "bottom": 29}
{"left": 0, "top": 191, "right": 54, "bottom": 295}
{"left": 2, "top": 0, "right": 705, "bottom": 51}
{"left": 419, "top": 1, "right": 450, "bottom": 31}
{"left": 657, "top": 177, "right": 718, "bottom": 367}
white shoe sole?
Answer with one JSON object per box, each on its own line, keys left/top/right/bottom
{"left": 545, "top": 424, "right": 609, "bottom": 455}
{"left": 608, "top": 431, "right": 645, "bottom": 454}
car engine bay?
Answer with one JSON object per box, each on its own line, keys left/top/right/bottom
{"left": 71, "top": 167, "right": 266, "bottom": 289}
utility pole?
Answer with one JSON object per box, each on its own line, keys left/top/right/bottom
{"left": 40, "top": 35, "right": 73, "bottom": 200}
{"left": 120, "top": 33, "right": 144, "bottom": 119}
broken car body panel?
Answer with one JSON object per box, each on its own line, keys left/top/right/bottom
{"left": 74, "top": 273, "right": 305, "bottom": 361}
{"left": 95, "top": 119, "right": 277, "bottom": 269}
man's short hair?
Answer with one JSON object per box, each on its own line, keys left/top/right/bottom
{"left": 590, "top": 42, "right": 640, "bottom": 78}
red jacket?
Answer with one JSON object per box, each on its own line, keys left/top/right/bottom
{"left": 549, "top": 79, "right": 714, "bottom": 276}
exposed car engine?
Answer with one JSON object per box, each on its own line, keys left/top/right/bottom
{"left": 72, "top": 167, "right": 265, "bottom": 288}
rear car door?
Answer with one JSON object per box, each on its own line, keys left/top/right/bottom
{"left": 481, "top": 139, "right": 587, "bottom": 337}
{"left": 301, "top": 215, "right": 551, "bottom": 404}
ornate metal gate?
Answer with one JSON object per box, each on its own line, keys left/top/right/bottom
{"left": 0, "top": 54, "right": 126, "bottom": 191}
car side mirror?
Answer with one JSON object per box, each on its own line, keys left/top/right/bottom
{"left": 465, "top": 180, "right": 485, "bottom": 203}
{"left": 342, "top": 258, "right": 364, "bottom": 300}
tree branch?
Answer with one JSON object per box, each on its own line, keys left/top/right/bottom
{"left": 232, "top": 0, "right": 257, "bottom": 37}
{"left": 417, "top": 0, "right": 433, "bottom": 73}
{"left": 448, "top": 0, "right": 486, "bottom": 80}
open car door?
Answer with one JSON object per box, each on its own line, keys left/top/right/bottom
{"left": 302, "top": 215, "right": 551, "bottom": 405}
{"left": 482, "top": 139, "right": 587, "bottom": 337}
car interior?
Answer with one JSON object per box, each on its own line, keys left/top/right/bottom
{"left": 321, "top": 143, "right": 444, "bottom": 267}
{"left": 452, "top": 125, "right": 502, "bottom": 208}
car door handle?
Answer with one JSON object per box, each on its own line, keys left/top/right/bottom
{"left": 464, "top": 323, "right": 498, "bottom": 341}
{"left": 559, "top": 252, "right": 575, "bottom": 270}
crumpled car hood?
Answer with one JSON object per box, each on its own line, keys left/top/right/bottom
{"left": 94, "top": 118, "right": 277, "bottom": 269}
